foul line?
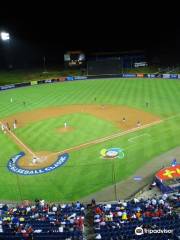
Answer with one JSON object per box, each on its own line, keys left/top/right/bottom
{"left": 0, "top": 120, "right": 36, "bottom": 157}
{"left": 128, "top": 133, "right": 151, "bottom": 143}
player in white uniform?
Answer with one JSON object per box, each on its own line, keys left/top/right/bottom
{"left": 1, "top": 124, "right": 4, "bottom": 132}
{"left": 13, "top": 121, "right": 17, "bottom": 129}
{"left": 137, "top": 121, "right": 141, "bottom": 127}
{"left": 1, "top": 124, "right": 6, "bottom": 133}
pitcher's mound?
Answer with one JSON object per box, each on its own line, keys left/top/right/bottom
{"left": 57, "top": 126, "right": 74, "bottom": 133}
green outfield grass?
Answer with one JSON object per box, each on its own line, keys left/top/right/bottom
{"left": 0, "top": 78, "right": 180, "bottom": 201}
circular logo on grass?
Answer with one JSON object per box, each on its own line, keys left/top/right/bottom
{"left": 100, "top": 148, "right": 125, "bottom": 159}
{"left": 7, "top": 152, "right": 69, "bottom": 175}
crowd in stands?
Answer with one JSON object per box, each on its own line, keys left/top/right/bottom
{"left": 93, "top": 193, "right": 180, "bottom": 240}
{"left": 0, "top": 199, "right": 85, "bottom": 240}
{"left": 0, "top": 193, "right": 179, "bottom": 240}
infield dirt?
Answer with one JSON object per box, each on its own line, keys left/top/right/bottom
{"left": 2, "top": 104, "right": 161, "bottom": 169}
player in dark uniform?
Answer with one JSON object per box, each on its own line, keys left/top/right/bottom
{"left": 6, "top": 122, "right": 10, "bottom": 131}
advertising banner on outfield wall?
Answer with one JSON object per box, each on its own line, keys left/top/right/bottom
{"left": 137, "top": 73, "right": 144, "bottom": 78}
{"left": 163, "top": 74, "right": 170, "bottom": 79}
{"left": 147, "top": 74, "right": 156, "bottom": 78}
{"left": 170, "top": 74, "right": 178, "bottom": 79}
{"left": 66, "top": 76, "right": 87, "bottom": 81}
{"left": 58, "top": 77, "right": 66, "bottom": 82}
{"left": 31, "top": 81, "right": 38, "bottom": 85}
{"left": 122, "top": 74, "right": 137, "bottom": 78}
{"left": 66, "top": 76, "right": 74, "bottom": 81}
{"left": 74, "top": 76, "right": 87, "bottom": 80}
{"left": 0, "top": 82, "right": 30, "bottom": 91}
{"left": 0, "top": 84, "right": 15, "bottom": 91}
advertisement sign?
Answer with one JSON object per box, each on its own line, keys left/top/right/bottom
{"left": 122, "top": 74, "right": 137, "bottom": 78}
{"left": 134, "top": 62, "right": 148, "bottom": 68}
{"left": 74, "top": 76, "right": 87, "bottom": 80}
{"left": 31, "top": 81, "right": 38, "bottom": 85}
{"left": 156, "top": 165, "right": 180, "bottom": 181}
{"left": 58, "top": 77, "right": 66, "bottom": 82}
{"left": 44, "top": 79, "right": 52, "bottom": 83}
{"left": 170, "top": 74, "right": 178, "bottom": 79}
{"left": 66, "top": 76, "right": 74, "bottom": 81}
{"left": 0, "top": 84, "right": 15, "bottom": 91}
{"left": 137, "top": 74, "right": 144, "bottom": 78}
{"left": 163, "top": 74, "right": 170, "bottom": 79}
{"left": 147, "top": 74, "right": 156, "bottom": 78}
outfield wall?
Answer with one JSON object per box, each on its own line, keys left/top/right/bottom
{"left": 1, "top": 73, "right": 180, "bottom": 91}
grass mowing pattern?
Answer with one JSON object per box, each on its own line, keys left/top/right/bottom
{"left": 0, "top": 78, "right": 180, "bottom": 201}
{"left": 15, "top": 113, "right": 119, "bottom": 152}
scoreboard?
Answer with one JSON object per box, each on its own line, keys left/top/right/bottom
{"left": 64, "top": 51, "right": 85, "bottom": 67}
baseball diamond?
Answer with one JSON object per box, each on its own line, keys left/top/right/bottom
{"left": 0, "top": 78, "right": 180, "bottom": 201}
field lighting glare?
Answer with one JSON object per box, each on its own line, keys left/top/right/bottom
{"left": 0, "top": 31, "right": 10, "bottom": 41}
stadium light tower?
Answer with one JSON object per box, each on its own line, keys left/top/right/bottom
{"left": 0, "top": 31, "right": 10, "bottom": 41}
{"left": 0, "top": 31, "right": 13, "bottom": 69}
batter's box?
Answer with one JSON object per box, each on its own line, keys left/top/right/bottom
{"left": 128, "top": 133, "right": 151, "bottom": 143}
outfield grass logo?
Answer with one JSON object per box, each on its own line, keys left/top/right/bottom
{"left": 7, "top": 152, "right": 69, "bottom": 175}
{"left": 100, "top": 148, "right": 125, "bottom": 159}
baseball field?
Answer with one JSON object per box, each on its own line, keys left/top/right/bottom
{"left": 1, "top": 78, "right": 180, "bottom": 202}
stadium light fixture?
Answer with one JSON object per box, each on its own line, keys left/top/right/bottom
{"left": 0, "top": 31, "right": 10, "bottom": 41}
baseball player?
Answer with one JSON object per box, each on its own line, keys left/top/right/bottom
{"left": 146, "top": 102, "right": 149, "bottom": 107}
{"left": 1, "top": 123, "right": 6, "bottom": 133}
{"left": 137, "top": 121, "right": 141, "bottom": 127}
{"left": 1, "top": 124, "right": 4, "bottom": 132}
{"left": 64, "top": 122, "right": 67, "bottom": 128}
{"left": 13, "top": 121, "right": 17, "bottom": 129}
{"left": 6, "top": 122, "right": 10, "bottom": 131}
{"left": 123, "top": 117, "right": 126, "bottom": 122}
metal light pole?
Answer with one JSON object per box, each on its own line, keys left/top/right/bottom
{"left": 112, "top": 158, "right": 118, "bottom": 201}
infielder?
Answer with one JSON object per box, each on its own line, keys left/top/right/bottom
{"left": 13, "top": 121, "right": 17, "bottom": 129}
{"left": 137, "top": 121, "right": 141, "bottom": 127}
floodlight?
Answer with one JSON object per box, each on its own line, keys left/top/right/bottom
{"left": 0, "top": 32, "right": 10, "bottom": 41}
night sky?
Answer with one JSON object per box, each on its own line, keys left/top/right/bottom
{"left": 0, "top": 4, "right": 179, "bottom": 67}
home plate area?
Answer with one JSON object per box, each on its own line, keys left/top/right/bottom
{"left": 30, "top": 156, "right": 48, "bottom": 166}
